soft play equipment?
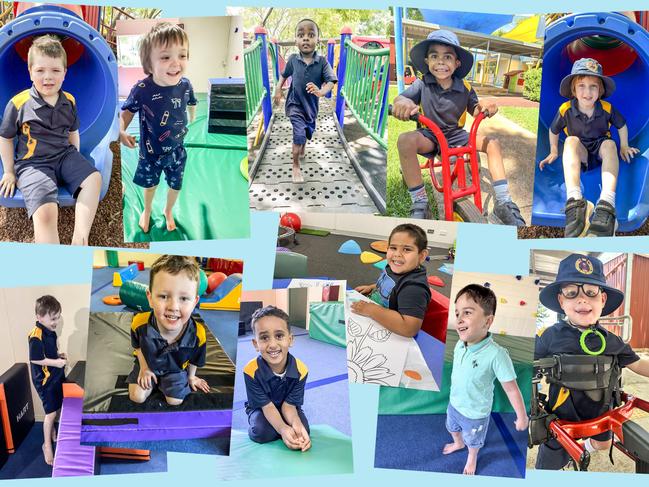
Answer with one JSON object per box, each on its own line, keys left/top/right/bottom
{"left": 81, "top": 312, "right": 234, "bottom": 446}
{"left": 427, "top": 275, "right": 444, "bottom": 287}
{"left": 360, "top": 251, "right": 382, "bottom": 264}
{"left": 112, "top": 263, "right": 138, "bottom": 287}
{"left": 532, "top": 13, "right": 649, "bottom": 231}
{"left": 273, "top": 251, "right": 308, "bottom": 279}
{"left": 207, "top": 258, "right": 244, "bottom": 275}
{"left": 118, "top": 281, "right": 151, "bottom": 313}
{"left": 373, "top": 260, "right": 387, "bottom": 270}
{"left": 308, "top": 301, "right": 346, "bottom": 348}
{"left": 0, "top": 4, "right": 118, "bottom": 207}
{"left": 279, "top": 212, "right": 302, "bottom": 232}
{"left": 421, "top": 289, "right": 450, "bottom": 343}
{"left": 208, "top": 78, "right": 246, "bottom": 135}
{"left": 370, "top": 240, "right": 388, "bottom": 253}
{"left": 337, "top": 239, "right": 362, "bottom": 255}
{"left": 207, "top": 272, "right": 227, "bottom": 294}
{"left": 0, "top": 421, "right": 6, "bottom": 469}
{"left": 0, "top": 364, "right": 34, "bottom": 454}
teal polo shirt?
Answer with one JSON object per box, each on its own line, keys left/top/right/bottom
{"left": 449, "top": 333, "right": 516, "bottom": 419}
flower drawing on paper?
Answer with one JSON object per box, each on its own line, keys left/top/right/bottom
{"left": 346, "top": 338, "right": 394, "bottom": 385}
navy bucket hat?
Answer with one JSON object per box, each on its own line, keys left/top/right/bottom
{"left": 559, "top": 57, "right": 616, "bottom": 99}
{"left": 539, "top": 254, "right": 624, "bottom": 316}
{"left": 409, "top": 30, "right": 473, "bottom": 79}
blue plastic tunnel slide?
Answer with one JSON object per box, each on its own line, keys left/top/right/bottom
{"left": 0, "top": 4, "right": 118, "bottom": 208}
{"left": 532, "top": 12, "right": 649, "bottom": 232}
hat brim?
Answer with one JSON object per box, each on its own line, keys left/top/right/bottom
{"left": 539, "top": 279, "right": 624, "bottom": 316}
{"left": 559, "top": 73, "right": 616, "bottom": 99}
{"left": 409, "top": 39, "right": 473, "bottom": 79}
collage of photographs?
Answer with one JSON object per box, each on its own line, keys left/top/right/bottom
{"left": 1, "top": 1, "right": 649, "bottom": 485}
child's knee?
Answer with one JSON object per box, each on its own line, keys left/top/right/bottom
{"left": 484, "top": 136, "right": 502, "bottom": 155}
{"left": 600, "top": 139, "right": 618, "bottom": 159}
{"left": 248, "top": 423, "right": 278, "bottom": 444}
{"left": 164, "top": 396, "right": 183, "bottom": 406}
{"left": 128, "top": 385, "right": 148, "bottom": 404}
{"left": 33, "top": 203, "right": 58, "bottom": 223}
{"left": 82, "top": 171, "right": 102, "bottom": 189}
{"left": 397, "top": 132, "right": 417, "bottom": 154}
{"left": 564, "top": 136, "right": 582, "bottom": 150}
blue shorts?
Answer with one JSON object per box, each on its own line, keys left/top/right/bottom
{"left": 287, "top": 105, "right": 316, "bottom": 146}
{"left": 446, "top": 403, "right": 490, "bottom": 449}
{"left": 580, "top": 136, "right": 613, "bottom": 171}
{"left": 35, "top": 380, "right": 64, "bottom": 415}
{"left": 126, "top": 361, "right": 191, "bottom": 401}
{"left": 417, "top": 127, "right": 470, "bottom": 159}
{"left": 134, "top": 145, "right": 187, "bottom": 190}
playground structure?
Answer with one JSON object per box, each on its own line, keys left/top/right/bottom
{"left": 0, "top": 3, "right": 118, "bottom": 208}
{"left": 245, "top": 26, "right": 389, "bottom": 213}
{"left": 532, "top": 12, "right": 649, "bottom": 232}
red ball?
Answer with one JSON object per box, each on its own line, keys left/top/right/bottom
{"left": 280, "top": 213, "right": 302, "bottom": 232}
{"left": 207, "top": 272, "right": 227, "bottom": 294}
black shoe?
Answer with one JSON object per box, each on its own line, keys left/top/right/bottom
{"left": 587, "top": 200, "right": 617, "bottom": 237}
{"left": 409, "top": 201, "right": 432, "bottom": 219}
{"left": 493, "top": 200, "right": 526, "bottom": 226}
{"left": 564, "top": 197, "right": 594, "bottom": 238}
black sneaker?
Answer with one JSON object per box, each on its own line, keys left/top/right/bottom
{"left": 409, "top": 200, "right": 432, "bottom": 220}
{"left": 587, "top": 200, "right": 617, "bottom": 237}
{"left": 493, "top": 201, "right": 526, "bottom": 226}
{"left": 564, "top": 197, "right": 594, "bottom": 238}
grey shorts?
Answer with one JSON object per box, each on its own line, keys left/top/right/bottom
{"left": 446, "top": 402, "right": 490, "bottom": 449}
{"left": 15, "top": 147, "right": 98, "bottom": 218}
{"left": 126, "top": 360, "right": 191, "bottom": 401}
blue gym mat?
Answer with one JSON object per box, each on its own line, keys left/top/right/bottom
{"left": 0, "top": 423, "right": 52, "bottom": 479}
{"left": 375, "top": 412, "right": 527, "bottom": 478}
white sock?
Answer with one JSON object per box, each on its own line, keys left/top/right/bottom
{"left": 567, "top": 188, "right": 583, "bottom": 201}
{"left": 584, "top": 438, "right": 596, "bottom": 452}
{"left": 599, "top": 190, "right": 616, "bottom": 207}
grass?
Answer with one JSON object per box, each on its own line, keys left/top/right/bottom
{"left": 498, "top": 106, "right": 539, "bottom": 134}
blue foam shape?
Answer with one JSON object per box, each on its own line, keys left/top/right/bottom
{"left": 120, "top": 263, "right": 139, "bottom": 282}
{"left": 373, "top": 259, "right": 388, "bottom": 269}
{"left": 200, "top": 273, "right": 242, "bottom": 303}
{"left": 338, "top": 239, "right": 361, "bottom": 255}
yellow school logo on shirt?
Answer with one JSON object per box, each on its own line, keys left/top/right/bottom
{"left": 22, "top": 123, "right": 37, "bottom": 159}
{"left": 575, "top": 257, "right": 594, "bottom": 275}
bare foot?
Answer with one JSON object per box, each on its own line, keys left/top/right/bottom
{"left": 443, "top": 440, "right": 465, "bottom": 454}
{"left": 463, "top": 455, "right": 477, "bottom": 475}
{"left": 292, "top": 166, "right": 304, "bottom": 183}
{"left": 164, "top": 211, "right": 176, "bottom": 232}
{"left": 138, "top": 212, "right": 151, "bottom": 233}
{"left": 42, "top": 443, "right": 54, "bottom": 465}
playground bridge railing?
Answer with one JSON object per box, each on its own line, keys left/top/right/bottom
{"left": 244, "top": 37, "right": 265, "bottom": 127}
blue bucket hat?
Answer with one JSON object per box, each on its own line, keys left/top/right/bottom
{"left": 409, "top": 30, "right": 473, "bottom": 79}
{"left": 559, "top": 58, "right": 616, "bottom": 99}
{"left": 539, "top": 254, "right": 624, "bottom": 316}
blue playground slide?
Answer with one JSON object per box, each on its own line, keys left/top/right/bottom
{"left": 419, "top": 10, "right": 514, "bottom": 35}
{"left": 532, "top": 12, "right": 649, "bottom": 231}
{"left": 0, "top": 4, "right": 118, "bottom": 208}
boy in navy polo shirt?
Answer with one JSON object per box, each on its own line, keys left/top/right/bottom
{"left": 392, "top": 30, "right": 524, "bottom": 226}
{"left": 243, "top": 306, "right": 311, "bottom": 451}
{"left": 127, "top": 255, "right": 210, "bottom": 406}
{"left": 0, "top": 35, "right": 101, "bottom": 245}
{"left": 28, "top": 295, "right": 67, "bottom": 465}
{"left": 445, "top": 284, "right": 528, "bottom": 475}
{"left": 273, "top": 19, "right": 337, "bottom": 183}
{"left": 119, "top": 23, "right": 197, "bottom": 234}
{"left": 539, "top": 58, "right": 638, "bottom": 237}
{"left": 535, "top": 254, "right": 649, "bottom": 469}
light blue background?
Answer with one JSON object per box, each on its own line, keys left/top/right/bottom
{"left": 3, "top": 1, "right": 649, "bottom": 485}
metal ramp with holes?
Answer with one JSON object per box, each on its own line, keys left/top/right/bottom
{"left": 249, "top": 99, "right": 379, "bottom": 213}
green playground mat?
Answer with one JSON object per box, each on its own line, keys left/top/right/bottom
{"left": 378, "top": 332, "right": 534, "bottom": 415}
{"left": 121, "top": 93, "right": 250, "bottom": 242}
{"left": 298, "top": 228, "right": 330, "bottom": 236}
{"left": 214, "top": 425, "right": 354, "bottom": 480}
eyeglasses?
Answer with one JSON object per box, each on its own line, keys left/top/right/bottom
{"left": 560, "top": 283, "right": 602, "bottom": 299}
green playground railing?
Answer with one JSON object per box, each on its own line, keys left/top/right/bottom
{"left": 244, "top": 38, "right": 265, "bottom": 127}
{"left": 338, "top": 39, "right": 389, "bottom": 149}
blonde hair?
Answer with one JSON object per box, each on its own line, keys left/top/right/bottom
{"left": 139, "top": 22, "right": 189, "bottom": 76}
{"left": 149, "top": 255, "right": 200, "bottom": 293}
{"left": 571, "top": 75, "right": 604, "bottom": 98}
{"left": 28, "top": 35, "right": 67, "bottom": 69}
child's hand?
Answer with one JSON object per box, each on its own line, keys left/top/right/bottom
{"left": 391, "top": 98, "right": 419, "bottom": 121}
{"left": 539, "top": 151, "right": 558, "bottom": 171}
{"left": 58, "top": 352, "right": 67, "bottom": 360}
{"left": 138, "top": 368, "right": 157, "bottom": 390}
{"left": 306, "top": 82, "right": 324, "bottom": 97}
{"left": 0, "top": 172, "right": 16, "bottom": 198}
{"left": 354, "top": 285, "right": 374, "bottom": 296}
{"left": 293, "top": 423, "right": 312, "bottom": 452}
{"left": 119, "top": 130, "right": 136, "bottom": 149}
{"left": 280, "top": 425, "right": 302, "bottom": 450}
{"left": 53, "top": 358, "right": 67, "bottom": 368}
{"left": 350, "top": 300, "right": 378, "bottom": 317}
{"left": 514, "top": 415, "right": 529, "bottom": 431}
{"left": 620, "top": 145, "right": 640, "bottom": 163}
{"left": 189, "top": 375, "right": 210, "bottom": 393}
{"left": 479, "top": 102, "right": 498, "bottom": 117}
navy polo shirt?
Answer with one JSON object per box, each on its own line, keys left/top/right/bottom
{"left": 122, "top": 76, "right": 197, "bottom": 156}
{"left": 400, "top": 73, "right": 479, "bottom": 134}
{"left": 28, "top": 322, "right": 64, "bottom": 389}
{"left": 243, "top": 352, "right": 308, "bottom": 410}
{"left": 0, "top": 85, "right": 79, "bottom": 163}
{"left": 550, "top": 99, "right": 626, "bottom": 142}
{"left": 130, "top": 311, "right": 207, "bottom": 376}
{"left": 535, "top": 320, "right": 639, "bottom": 420}
{"left": 374, "top": 265, "right": 431, "bottom": 319}
{"left": 281, "top": 52, "right": 337, "bottom": 123}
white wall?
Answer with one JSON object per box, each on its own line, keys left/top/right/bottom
{"left": 447, "top": 271, "right": 539, "bottom": 338}
{"left": 0, "top": 284, "right": 90, "bottom": 420}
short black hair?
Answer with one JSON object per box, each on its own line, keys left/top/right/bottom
{"left": 295, "top": 18, "right": 320, "bottom": 37}
{"left": 35, "top": 295, "right": 62, "bottom": 317}
{"left": 251, "top": 305, "right": 290, "bottom": 334}
{"left": 388, "top": 223, "right": 428, "bottom": 252}
{"left": 455, "top": 284, "right": 497, "bottom": 316}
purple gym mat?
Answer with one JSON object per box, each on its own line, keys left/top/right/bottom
{"left": 80, "top": 409, "right": 232, "bottom": 443}
{"left": 52, "top": 397, "right": 96, "bottom": 477}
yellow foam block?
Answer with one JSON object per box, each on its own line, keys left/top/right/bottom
{"left": 113, "top": 272, "right": 123, "bottom": 287}
{"left": 360, "top": 251, "right": 382, "bottom": 264}
{"left": 499, "top": 297, "right": 508, "bottom": 304}
{"left": 199, "top": 283, "right": 242, "bottom": 311}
